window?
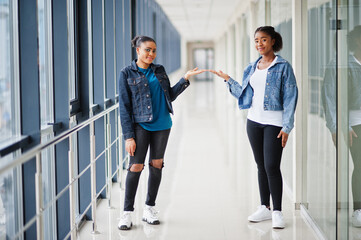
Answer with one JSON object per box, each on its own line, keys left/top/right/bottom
{"left": 0, "top": 1, "right": 22, "bottom": 239}
{"left": 0, "top": 0, "right": 12, "bottom": 143}
{"left": 38, "top": 0, "right": 54, "bottom": 128}
{"left": 193, "top": 48, "right": 214, "bottom": 81}
{"left": 37, "top": 0, "right": 57, "bottom": 239}
{"left": 69, "top": 0, "right": 80, "bottom": 115}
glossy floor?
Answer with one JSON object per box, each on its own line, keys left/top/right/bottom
{"left": 78, "top": 80, "right": 319, "bottom": 240}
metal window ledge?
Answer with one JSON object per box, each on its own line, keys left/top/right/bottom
{"left": 0, "top": 135, "right": 31, "bottom": 157}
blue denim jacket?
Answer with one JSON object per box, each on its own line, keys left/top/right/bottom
{"left": 118, "top": 60, "right": 190, "bottom": 140}
{"left": 322, "top": 55, "right": 361, "bottom": 133}
{"left": 227, "top": 55, "right": 298, "bottom": 134}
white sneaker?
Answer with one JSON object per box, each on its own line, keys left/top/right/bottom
{"left": 118, "top": 211, "right": 133, "bottom": 230}
{"left": 353, "top": 209, "right": 361, "bottom": 227}
{"left": 142, "top": 205, "right": 160, "bottom": 225}
{"left": 272, "top": 211, "right": 285, "bottom": 229}
{"left": 248, "top": 205, "right": 272, "bottom": 222}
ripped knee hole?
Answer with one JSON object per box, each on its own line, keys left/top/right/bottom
{"left": 150, "top": 159, "right": 164, "bottom": 169}
{"left": 129, "top": 164, "right": 144, "bottom": 172}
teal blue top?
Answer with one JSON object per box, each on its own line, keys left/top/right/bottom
{"left": 138, "top": 66, "right": 172, "bottom": 131}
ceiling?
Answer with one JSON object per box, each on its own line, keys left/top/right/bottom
{"left": 155, "top": 0, "right": 241, "bottom": 42}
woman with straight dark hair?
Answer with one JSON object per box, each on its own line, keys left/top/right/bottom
{"left": 118, "top": 35, "right": 205, "bottom": 230}
{"left": 210, "top": 26, "right": 298, "bottom": 229}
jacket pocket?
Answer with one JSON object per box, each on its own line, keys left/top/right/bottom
{"left": 127, "top": 77, "right": 143, "bottom": 114}
{"left": 127, "top": 77, "right": 143, "bottom": 93}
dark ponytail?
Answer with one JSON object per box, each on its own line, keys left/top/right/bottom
{"left": 131, "top": 35, "right": 156, "bottom": 48}
{"left": 255, "top": 26, "right": 283, "bottom": 52}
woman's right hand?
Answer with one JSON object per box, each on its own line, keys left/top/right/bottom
{"left": 184, "top": 67, "right": 207, "bottom": 80}
{"left": 208, "top": 70, "right": 230, "bottom": 81}
{"left": 125, "top": 138, "right": 136, "bottom": 156}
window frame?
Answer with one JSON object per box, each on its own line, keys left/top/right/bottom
{"left": 69, "top": 0, "right": 81, "bottom": 116}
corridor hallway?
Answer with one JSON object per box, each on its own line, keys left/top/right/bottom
{"left": 79, "top": 79, "right": 318, "bottom": 240}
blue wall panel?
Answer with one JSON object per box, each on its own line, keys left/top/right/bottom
{"left": 124, "top": 0, "right": 133, "bottom": 65}
{"left": 92, "top": 0, "right": 104, "bottom": 109}
{"left": 53, "top": 0, "right": 70, "bottom": 237}
{"left": 78, "top": 0, "right": 90, "bottom": 119}
{"left": 18, "top": 0, "right": 40, "bottom": 236}
{"left": 95, "top": 117, "right": 106, "bottom": 198}
{"left": 115, "top": 0, "right": 124, "bottom": 82}
{"left": 105, "top": 0, "right": 115, "bottom": 100}
{"left": 78, "top": 127, "right": 91, "bottom": 219}
{"left": 110, "top": 111, "right": 117, "bottom": 179}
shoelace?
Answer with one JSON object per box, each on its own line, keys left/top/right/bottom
{"left": 273, "top": 211, "right": 283, "bottom": 218}
{"left": 255, "top": 205, "right": 268, "bottom": 213}
{"left": 148, "top": 207, "right": 159, "bottom": 217}
{"left": 121, "top": 212, "right": 131, "bottom": 220}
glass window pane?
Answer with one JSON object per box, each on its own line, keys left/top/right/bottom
{"left": 38, "top": 0, "right": 53, "bottom": 128}
{"left": 0, "top": 1, "right": 22, "bottom": 239}
{"left": 38, "top": 0, "right": 57, "bottom": 238}
{"left": 306, "top": 1, "right": 337, "bottom": 239}
{"left": 69, "top": 0, "right": 76, "bottom": 101}
{"left": 0, "top": 0, "right": 12, "bottom": 143}
{"left": 41, "top": 134, "right": 57, "bottom": 239}
{"left": 345, "top": 2, "right": 361, "bottom": 238}
{"left": 270, "top": 0, "right": 294, "bottom": 195}
{"left": 0, "top": 157, "right": 19, "bottom": 239}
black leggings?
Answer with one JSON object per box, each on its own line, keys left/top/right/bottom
{"left": 124, "top": 124, "right": 171, "bottom": 211}
{"left": 246, "top": 119, "right": 284, "bottom": 211}
{"left": 350, "top": 124, "right": 361, "bottom": 210}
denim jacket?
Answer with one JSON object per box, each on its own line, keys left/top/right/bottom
{"left": 118, "top": 60, "right": 190, "bottom": 140}
{"left": 322, "top": 55, "right": 361, "bottom": 133}
{"left": 227, "top": 55, "right": 298, "bottom": 134}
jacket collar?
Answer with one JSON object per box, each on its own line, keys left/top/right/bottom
{"left": 131, "top": 59, "right": 159, "bottom": 72}
{"left": 252, "top": 54, "right": 287, "bottom": 70}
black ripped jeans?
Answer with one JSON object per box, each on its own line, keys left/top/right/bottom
{"left": 124, "top": 124, "right": 171, "bottom": 211}
{"left": 246, "top": 119, "right": 284, "bottom": 211}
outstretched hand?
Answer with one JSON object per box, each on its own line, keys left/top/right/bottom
{"left": 208, "top": 70, "right": 230, "bottom": 81}
{"left": 184, "top": 67, "right": 206, "bottom": 80}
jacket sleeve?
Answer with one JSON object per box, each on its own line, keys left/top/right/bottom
{"left": 161, "top": 66, "right": 190, "bottom": 102}
{"left": 321, "top": 63, "right": 337, "bottom": 134}
{"left": 227, "top": 78, "right": 244, "bottom": 99}
{"left": 118, "top": 70, "right": 135, "bottom": 140}
{"left": 226, "top": 64, "right": 252, "bottom": 99}
{"left": 281, "top": 63, "right": 298, "bottom": 134}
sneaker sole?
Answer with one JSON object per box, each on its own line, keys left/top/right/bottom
{"left": 248, "top": 217, "right": 272, "bottom": 222}
{"left": 118, "top": 223, "right": 133, "bottom": 230}
{"left": 142, "top": 217, "right": 160, "bottom": 225}
{"left": 273, "top": 226, "right": 285, "bottom": 229}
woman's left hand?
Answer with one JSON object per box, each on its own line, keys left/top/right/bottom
{"left": 277, "top": 130, "right": 289, "bottom": 148}
{"left": 208, "top": 69, "right": 230, "bottom": 81}
{"left": 184, "top": 67, "right": 206, "bottom": 80}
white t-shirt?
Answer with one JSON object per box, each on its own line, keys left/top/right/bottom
{"left": 349, "top": 55, "right": 361, "bottom": 127}
{"left": 247, "top": 57, "right": 283, "bottom": 127}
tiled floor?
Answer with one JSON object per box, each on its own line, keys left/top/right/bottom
{"left": 78, "top": 80, "right": 319, "bottom": 240}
